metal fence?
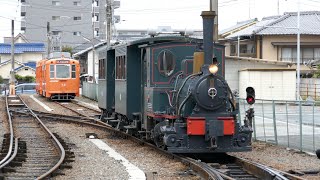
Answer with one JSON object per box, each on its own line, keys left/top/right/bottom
{"left": 238, "top": 98, "right": 320, "bottom": 154}
{"left": 300, "top": 78, "right": 320, "bottom": 100}
{"left": 81, "top": 82, "right": 98, "bottom": 101}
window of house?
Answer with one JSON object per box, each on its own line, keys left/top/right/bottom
{"left": 230, "top": 45, "right": 236, "bottom": 55}
{"left": 94, "top": 30, "right": 99, "bottom": 37}
{"left": 52, "top": 16, "right": 60, "bottom": 21}
{"left": 315, "top": 48, "right": 320, "bottom": 60}
{"left": 52, "top": 1, "right": 61, "bottom": 6}
{"left": 94, "top": 15, "right": 99, "bottom": 21}
{"left": 281, "top": 48, "right": 293, "bottom": 62}
{"left": 158, "top": 50, "right": 175, "bottom": 77}
{"left": 94, "top": 0, "right": 99, "bottom": 7}
{"left": 52, "top": 31, "right": 61, "bottom": 35}
{"left": 53, "top": 46, "right": 60, "bottom": 51}
{"left": 240, "top": 45, "right": 247, "bottom": 53}
{"left": 21, "top": 12, "right": 26, "bottom": 17}
{"left": 73, "top": 1, "right": 81, "bottom": 6}
{"left": 303, "top": 48, "right": 313, "bottom": 61}
{"left": 280, "top": 47, "right": 320, "bottom": 63}
{"left": 73, "top": 16, "right": 81, "bottom": 21}
{"left": 73, "top": 32, "right": 81, "bottom": 36}
{"left": 21, "top": 0, "right": 26, "bottom": 2}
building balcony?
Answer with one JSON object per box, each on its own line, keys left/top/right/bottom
{"left": 21, "top": 5, "right": 26, "bottom": 13}
{"left": 21, "top": 21, "right": 26, "bottom": 30}
{"left": 230, "top": 52, "right": 257, "bottom": 58}
{"left": 280, "top": 58, "right": 317, "bottom": 64}
{"left": 93, "top": 6, "right": 99, "bottom": 13}
{"left": 113, "top": 1, "right": 120, "bottom": 9}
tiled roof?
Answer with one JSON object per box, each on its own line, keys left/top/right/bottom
{"left": 257, "top": 11, "right": 320, "bottom": 35}
{"left": 225, "top": 11, "right": 320, "bottom": 38}
{"left": 0, "top": 43, "right": 45, "bottom": 54}
{"left": 219, "top": 18, "right": 258, "bottom": 35}
{"left": 0, "top": 59, "right": 24, "bottom": 67}
{"left": 14, "top": 65, "right": 35, "bottom": 72}
{"left": 226, "top": 16, "right": 280, "bottom": 39}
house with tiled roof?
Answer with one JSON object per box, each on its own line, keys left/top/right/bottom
{"left": 0, "top": 34, "right": 45, "bottom": 81}
{"left": 223, "top": 11, "right": 320, "bottom": 69}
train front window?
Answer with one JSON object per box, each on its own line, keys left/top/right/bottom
{"left": 56, "top": 64, "right": 70, "bottom": 78}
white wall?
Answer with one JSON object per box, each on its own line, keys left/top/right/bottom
{"left": 225, "top": 58, "right": 290, "bottom": 91}
{"left": 0, "top": 62, "right": 35, "bottom": 79}
{"left": 87, "top": 50, "right": 99, "bottom": 81}
{"left": 239, "top": 70, "right": 296, "bottom": 100}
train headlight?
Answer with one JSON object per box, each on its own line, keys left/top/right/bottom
{"left": 209, "top": 64, "right": 218, "bottom": 74}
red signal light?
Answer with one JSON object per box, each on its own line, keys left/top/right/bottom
{"left": 246, "top": 87, "right": 255, "bottom": 105}
{"left": 246, "top": 97, "right": 254, "bottom": 104}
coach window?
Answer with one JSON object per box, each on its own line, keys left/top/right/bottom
{"left": 98, "top": 59, "right": 105, "bottom": 79}
{"left": 71, "top": 64, "right": 76, "bottom": 78}
{"left": 158, "top": 50, "right": 175, "bottom": 77}
{"left": 50, "top": 65, "right": 54, "bottom": 78}
{"left": 115, "top": 56, "right": 126, "bottom": 80}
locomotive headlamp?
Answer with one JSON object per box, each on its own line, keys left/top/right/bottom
{"left": 209, "top": 64, "right": 218, "bottom": 74}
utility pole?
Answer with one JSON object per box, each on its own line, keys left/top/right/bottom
{"left": 91, "top": 1, "right": 96, "bottom": 83}
{"left": 10, "top": 20, "right": 15, "bottom": 95}
{"left": 297, "top": 0, "right": 301, "bottom": 100}
{"left": 210, "top": 0, "right": 218, "bottom": 42}
{"left": 106, "top": 0, "right": 112, "bottom": 48}
{"left": 47, "top": 22, "right": 51, "bottom": 57}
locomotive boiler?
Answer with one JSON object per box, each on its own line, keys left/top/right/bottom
{"left": 97, "top": 10, "right": 253, "bottom": 153}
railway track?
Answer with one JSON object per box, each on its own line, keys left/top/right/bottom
{"left": 28, "top": 105, "right": 305, "bottom": 180}
{"left": 55, "top": 100, "right": 100, "bottom": 119}
{"left": 0, "top": 95, "right": 66, "bottom": 179}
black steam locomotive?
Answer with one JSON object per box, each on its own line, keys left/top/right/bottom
{"left": 97, "top": 11, "right": 254, "bottom": 153}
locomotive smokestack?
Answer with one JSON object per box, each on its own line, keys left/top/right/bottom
{"left": 201, "top": 11, "right": 216, "bottom": 65}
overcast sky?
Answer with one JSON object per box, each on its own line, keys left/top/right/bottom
{"left": 0, "top": 0, "right": 320, "bottom": 42}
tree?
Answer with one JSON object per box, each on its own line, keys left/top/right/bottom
{"left": 14, "top": 74, "right": 35, "bottom": 83}
{"left": 313, "top": 65, "right": 320, "bottom": 78}
{"left": 24, "top": 75, "right": 35, "bottom": 83}
{"left": 15, "top": 74, "right": 23, "bottom": 82}
{"left": 0, "top": 75, "right": 3, "bottom": 84}
{"left": 62, "top": 46, "right": 73, "bottom": 56}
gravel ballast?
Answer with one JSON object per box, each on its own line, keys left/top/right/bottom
{"left": 21, "top": 95, "right": 200, "bottom": 179}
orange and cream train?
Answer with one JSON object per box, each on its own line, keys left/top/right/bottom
{"left": 36, "top": 55, "right": 80, "bottom": 100}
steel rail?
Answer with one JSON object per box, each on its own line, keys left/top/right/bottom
{"left": 235, "top": 156, "right": 304, "bottom": 180}
{"left": 18, "top": 95, "right": 66, "bottom": 180}
{"left": 55, "top": 101, "right": 110, "bottom": 127}
{"left": 0, "top": 96, "right": 15, "bottom": 166}
{"left": 0, "top": 138, "right": 18, "bottom": 169}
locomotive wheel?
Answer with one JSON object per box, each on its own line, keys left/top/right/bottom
{"left": 151, "top": 121, "right": 167, "bottom": 149}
